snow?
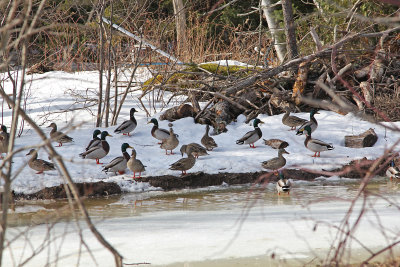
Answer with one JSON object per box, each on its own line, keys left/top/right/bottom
{"left": 1, "top": 67, "right": 400, "bottom": 195}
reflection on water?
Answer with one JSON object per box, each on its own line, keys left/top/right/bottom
{"left": 8, "top": 176, "right": 400, "bottom": 226}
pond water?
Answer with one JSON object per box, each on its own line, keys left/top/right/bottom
{"left": 4, "top": 177, "right": 400, "bottom": 266}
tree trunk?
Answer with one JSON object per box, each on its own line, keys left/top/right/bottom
{"left": 172, "top": 0, "right": 186, "bottom": 55}
{"left": 261, "top": 0, "right": 286, "bottom": 63}
{"left": 281, "top": 0, "right": 298, "bottom": 60}
{"left": 96, "top": 1, "right": 105, "bottom": 127}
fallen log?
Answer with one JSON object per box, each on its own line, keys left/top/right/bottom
{"left": 344, "top": 128, "right": 378, "bottom": 148}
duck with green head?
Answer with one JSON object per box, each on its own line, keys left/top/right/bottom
{"left": 79, "top": 131, "right": 112, "bottom": 164}
{"left": 102, "top": 143, "right": 132, "bottom": 175}
{"left": 0, "top": 125, "right": 9, "bottom": 159}
{"left": 303, "top": 125, "right": 333, "bottom": 157}
{"left": 236, "top": 118, "right": 264, "bottom": 148}
{"left": 85, "top": 129, "right": 102, "bottom": 151}
{"left": 114, "top": 108, "right": 137, "bottom": 136}
{"left": 276, "top": 172, "right": 291, "bottom": 195}
{"left": 148, "top": 118, "right": 170, "bottom": 143}
{"left": 386, "top": 159, "right": 400, "bottom": 180}
{"left": 296, "top": 109, "right": 319, "bottom": 135}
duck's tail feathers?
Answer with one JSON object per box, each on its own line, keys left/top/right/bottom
{"left": 236, "top": 140, "right": 244, "bottom": 145}
{"left": 282, "top": 186, "right": 290, "bottom": 192}
{"left": 296, "top": 129, "right": 304, "bottom": 135}
{"left": 79, "top": 152, "right": 86, "bottom": 158}
{"left": 327, "top": 144, "right": 334, "bottom": 150}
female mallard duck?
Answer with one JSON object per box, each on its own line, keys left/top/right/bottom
{"left": 262, "top": 146, "right": 289, "bottom": 172}
{"left": 148, "top": 118, "right": 170, "bottom": 143}
{"left": 386, "top": 159, "right": 400, "bottom": 180}
{"left": 47, "top": 122, "right": 74, "bottom": 147}
{"left": 102, "top": 143, "right": 132, "bottom": 175}
{"left": 85, "top": 129, "right": 102, "bottom": 151}
{"left": 79, "top": 131, "right": 112, "bottom": 164}
{"left": 0, "top": 125, "right": 9, "bottom": 159}
{"left": 180, "top": 143, "right": 208, "bottom": 158}
{"left": 201, "top": 124, "right": 218, "bottom": 151}
{"left": 236, "top": 118, "right": 264, "bottom": 148}
{"left": 303, "top": 125, "right": 333, "bottom": 157}
{"left": 296, "top": 109, "right": 319, "bottom": 135}
{"left": 263, "top": 138, "right": 289, "bottom": 149}
{"left": 127, "top": 147, "right": 146, "bottom": 178}
{"left": 282, "top": 107, "right": 308, "bottom": 130}
{"left": 26, "top": 149, "right": 55, "bottom": 174}
{"left": 169, "top": 151, "right": 196, "bottom": 176}
{"left": 276, "top": 172, "right": 291, "bottom": 195}
{"left": 160, "top": 126, "right": 179, "bottom": 155}
{"left": 114, "top": 108, "right": 137, "bottom": 136}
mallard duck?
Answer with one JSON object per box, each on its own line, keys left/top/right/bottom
{"left": 85, "top": 129, "right": 102, "bottom": 151}
{"left": 79, "top": 131, "right": 112, "bottom": 164}
{"left": 282, "top": 107, "right": 308, "bottom": 130}
{"left": 0, "top": 125, "right": 9, "bottom": 159}
{"left": 47, "top": 122, "right": 74, "bottom": 147}
{"left": 102, "top": 143, "right": 132, "bottom": 175}
{"left": 26, "top": 149, "right": 55, "bottom": 174}
{"left": 303, "top": 125, "right": 333, "bottom": 157}
{"left": 201, "top": 124, "right": 218, "bottom": 151}
{"left": 386, "top": 159, "right": 400, "bottom": 180}
{"left": 236, "top": 118, "right": 264, "bottom": 148}
{"left": 127, "top": 147, "right": 146, "bottom": 178}
{"left": 263, "top": 138, "right": 289, "bottom": 149}
{"left": 296, "top": 109, "right": 319, "bottom": 135}
{"left": 262, "top": 146, "right": 289, "bottom": 172}
{"left": 160, "top": 126, "right": 179, "bottom": 155}
{"left": 114, "top": 108, "right": 137, "bottom": 136}
{"left": 276, "top": 172, "right": 291, "bottom": 195}
{"left": 148, "top": 118, "right": 170, "bottom": 143}
{"left": 180, "top": 143, "right": 208, "bottom": 158}
{"left": 169, "top": 151, "right": 196, "bottom": 176}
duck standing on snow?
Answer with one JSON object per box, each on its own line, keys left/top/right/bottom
{"left": 0, "top": 125, "right": 10, "bottom": 159}
{"left": 236, "top": 118, "right": 264, "bottom": 148}
{"left": 160, "top": 125, "right": 179, "bottom": 155}
{"left": 148, "top": 118, "right": 170, "bottom": 143}
{"left": 276, "top": 172, "right": 291, "bottom": 195}
{"left": 303, "top": 125, "right": 333, "bottom": 157}
{"left": 263, "top": 138, "right": 289, "bottom": 149}
{"left": 26, "top": 149, "right": 55, "bottom": 174}
{"left": 201, "top": 124, "right": 218, "bottom": 151}
{"left": 169, "top": 148, "right": 196, "bottom": 175}
{"left": 127, "top": 147, "right": 146, "bottom": 178}
{"left": 262, "top": 145, "right": 289, "bottom": 173}
{"left": 47, "top": 122, "right": 74, "bottom": 147}
{"left": 180, "top": 143, "right": 208, "bottom": 158}
{"left": 85, "top": 129, "right": 102, "bottom": 151}
{"left": 114, "top": 108, "right": 137, "bottom": 136}
{"left": 102, "top": 143, "right": 132, "bottom": 175}
{"left": 79, "top": 131, "right": 112, "bottom": 164}
{"left": 386, "top": 159, "right": 400, "bottom": 180}
{"left": 282, "top": 107, "right": 308, "bottom": 130}
{"left": 296, "top": 109, "right": 319, "bottom": 135}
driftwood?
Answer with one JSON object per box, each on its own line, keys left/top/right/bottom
{"left": 344, "top": 128, "right": 378, "bottom": 148}
{"left": 160, "top": 103, "right": 195, "bottom": 121}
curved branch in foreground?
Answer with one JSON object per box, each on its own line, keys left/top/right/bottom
{"left": 0, "top": 90, "right": 123, "bottom": 267}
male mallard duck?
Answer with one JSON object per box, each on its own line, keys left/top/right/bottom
{"left": 169, "top": 151, "right": 196, "bottom": 176}
{"left": 296, "top": 109, "right": 319, "bottom": 135}
{"left": 276, "top": 172, "right": 291, "bottom": 195}
{"left": 114, "top": 108, "right": 137, "bottom": 136}
{"left": 26, "top": 149, "right": 55, "bottom": 174}
{"left": 282, "top": 107, "right": 308, "bottom": 130}
{"left": 127, "top": 147, "right": 146, "bottom": 178}
{"left": 303, "top": 125, "right": 333, "bottom": 157}
{"left": 201, "top": 124, "right": 218, "bottom": 151}
{"left": 79, "top": 131, "right": 112, "bottom": 164}
{"left": 160, "top": 126, "right": 179, "bottom": 155}
{"left": 180, "top": 143, "right": 208, "bottom": 158}
{"left": 236, "top": 118, "right": 264, "bottom": 148}
{"left": 386, "top": 159, "right": 400, "bottom": 180}
{"left": 102, "top": 143, "right": 132, "bottom": 175}
{"left": 263, "top": 138, "right": 289, "bottom": 149}
{"left": 47, "top": 122, "right": 74, "bottom": 147}
{"left": 0, "top": 125, "right": 10, "bottom": 159}
{"left": 148, "top": 118, "right": 170, "bottom": 143}
{"left": 262, "top": 145, "right": 289, "bottom": 172}
{"left": 85, "top": 129, "right": 102, "bottom": 151}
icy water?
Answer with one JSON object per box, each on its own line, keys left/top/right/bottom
{"left": 5, "top": 177, "right": 400, "bottom": 266}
